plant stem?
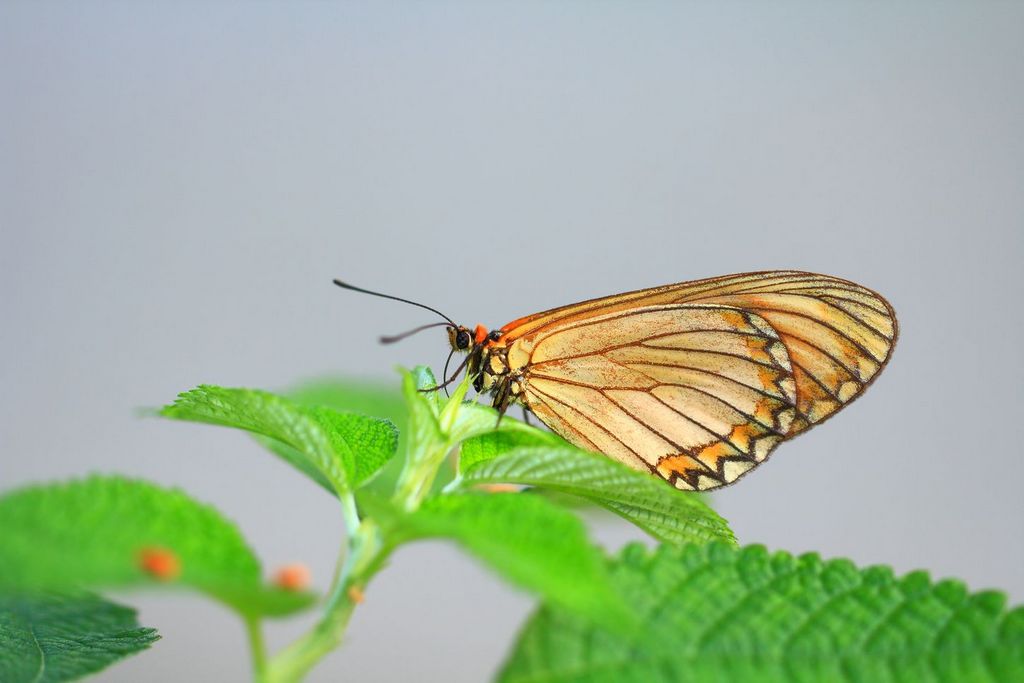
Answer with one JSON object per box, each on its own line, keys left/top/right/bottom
{"left": 392, "top": 372, "right": 470, "bottom": 511}
{"left": 340, "top": 492, "right": 360, "bottom": 537}
{"left": 324, "top": 492, "right": 361, "bottom": 593}
{"left": 265, "top": 518, "right": 388, "bottom": 683}
{"left": 244, "top": 615, "right": 268, "bottom": 683}
{"left": 265, "top": 371, "right": 464, "bottom": 681}
{"left": 393, "top": 440, "right": 451, "bottom": 511}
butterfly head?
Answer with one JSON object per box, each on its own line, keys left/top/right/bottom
{"left": 447, "top": 325, "right": 474, "bottom": 352}
{"left": 332, "top": 278, "right": 506, "bottom": 393}
{"left": 447, "top": 324, "right": 500, "bottom": 353}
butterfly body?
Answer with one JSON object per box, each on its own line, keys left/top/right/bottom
{"left": 445, "top": 271, "right": 897, "bottom": 492}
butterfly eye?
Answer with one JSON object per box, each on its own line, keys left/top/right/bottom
{"left": 456, "top": 330, "right": 471, "bottom": 349}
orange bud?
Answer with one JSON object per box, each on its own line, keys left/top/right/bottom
{"left": 138, "top": 547, "right": 181, "bottom": 581}
{"left": 475, "top": 483, "right": 521, "bottom": 493}
{"left": 273, "top": 563, "right": 311, "bottom": 591}
{"left": 347, "top": 586, "right": 365, "bottom": 604}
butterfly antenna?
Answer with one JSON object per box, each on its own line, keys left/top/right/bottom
{"left": 379, "top": 321, "right": 453, "bottom": 345}
{"left": 440, "top": 348, "right": 456, "bottom": 397}
{"left": 421, "top": 354, "right": 470, "bottom": 394}
{"left": 332, "top": 279, "right": 457, "bottom": 326}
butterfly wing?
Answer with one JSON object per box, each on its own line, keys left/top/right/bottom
{"left": 502, "top": 271, "right": 897, "bottom": 490}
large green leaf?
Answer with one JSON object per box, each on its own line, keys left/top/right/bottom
{"left": 370, "top": 491, "right": 633, "bottom": 632}
{"left": 281, "top": 377, "right": 410, "bottom": 492}
{"left": 499, "top": 542, "right": 1024, "bottom": 683}
{"left": 459, "top": 429, "right": 566, "bottom": 471}
{"left": 0, "top": 592, "right": 158, "bottom": 683}
{"left": 160, "top": 385, "right": 398, "bottom": 494}
{"left": 459, "top": 431, "right": 735, "bottom": 547}
{"left": 0, "top": 477, "right": 312, "bottom": 618}
{"left": 285, "top": 378, "right": 407, "bottom": 430}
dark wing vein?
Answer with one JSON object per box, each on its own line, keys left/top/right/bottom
{"left": 604, "top": 359, "right": 790, "bottom": 402}
{"left": 767, "top": 286, "right": 892, "bottom": 315}
{"left": 764, "top": 292, "right": 893, "bottom": 340}
{"left": 535, "top": 326, "right": 770, "bottom": 365}
{"left": 600, "top": 354, "right": 789, "bottom": 436}
{"left": 739, "top": 305, "right": 887, "bottom": 361}
{"left": 791, "top": 363, "right": 844, "bottom": 404}
{"left": 782, "top": 334, "right": 863, "bottom": 384}
{"left": 598, "top": 391, "right": 696, "bottom": 461}
{"left": 527, "top": 382, "right": 646, "bottom": 461}
{"left": 644, "top": 391, "right": 754, "bottom": 465}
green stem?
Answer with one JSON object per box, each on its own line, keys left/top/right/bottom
{"left": 265, "top": 370, "right": 463, "bottom": 681}
{"left": 324, "top": 492, "right": 361, "bottom": 593}
{"left": 392, "top": 372, "right": 471, "bottom": 511}
{"left": 340, "top": 492, "right": 360, "bottom": 537}
{"left": 265, "top": 519, "right": 389, "bottom": 683}
{"left": 393, "top": 440, "right": 452, "bottom": 511}
{"left": 244, "top": 615, "right": 268, "bottom": 683}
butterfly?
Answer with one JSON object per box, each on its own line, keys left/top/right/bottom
{"left": 334, "top": 271, "right": 897, "bottom": 491}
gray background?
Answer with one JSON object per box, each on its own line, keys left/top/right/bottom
{"left": 2, "top": 2, "right": 1022, "bottom": 681}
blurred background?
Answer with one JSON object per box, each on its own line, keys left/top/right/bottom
{"left": 2, "top": 2, "right": 1022, "bottom": 681}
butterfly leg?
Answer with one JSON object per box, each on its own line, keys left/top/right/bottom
{"left": 491, "top": 378, "right": 514, "bottom": 427}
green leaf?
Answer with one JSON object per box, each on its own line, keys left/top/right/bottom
{"left": 401, "top": 367, "right": 445, "bottom": 463}
{"left": 228, "top": 586, "right": 316, "bottom": 619}
{"left": 285, "top": 378, "right": 407, "bottom": 430}
{"left": 393, "top": 367, "right": 565, "bottom": 510}
{"left": 459, "top": 431, "right": 735, "bottom": 547}
{"left": 374, "top": 491, "right": 633, "bottom": 631}
{"left": 283, "top": 377, "right": 410, "bottom": 488}
{"left": 160, "top": 385, "right": 398, "bottom": 494}
{"left": 404, "top": 366, "right": 542, "bottom": 456}
{"left": 459, "top": 429, "right": 565, "bottom": 472}
{"left": 0, "top": 592, "right": 158, "bottom": 682}
{"left": 312, "top": 407, "right": 399, "bottom": 486}
{"left": 0, "top": 477, "right": 314, "bottom": 618}
{"left": 391, "top": 366, "right": 475, "bottom": 507}
{"left": 499, "top": 542, "right": 1024, "bottom": 683}
{"left": 409, "top": 365, "right": 443, "bottom": 410}
{"left": 448, "top": 403, "right": 544, "bottom": 451}
{"left": 274, "top": 378, "right": 409, "bottom": 498}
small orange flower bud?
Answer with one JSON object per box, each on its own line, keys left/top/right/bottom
{"left": 273, "top": 563, "right": 311, "bottom": 591}
{"left": 347, "top": 586, "right": 365, "bottom": 604}
{"left": 138, "top": 547, "right": 181, "bottom": 581}
{"left": 475, "top": 483, "right": 521, "bottom": 493}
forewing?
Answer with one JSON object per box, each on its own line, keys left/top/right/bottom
{"left": 670, "top": 273, "right": 897, "bottom": 432}
{"left": 519, "top": 305, "right": 799, "bottom": 491}
{"left": 504, "top": 271, "right": 896, "bottom": 436}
